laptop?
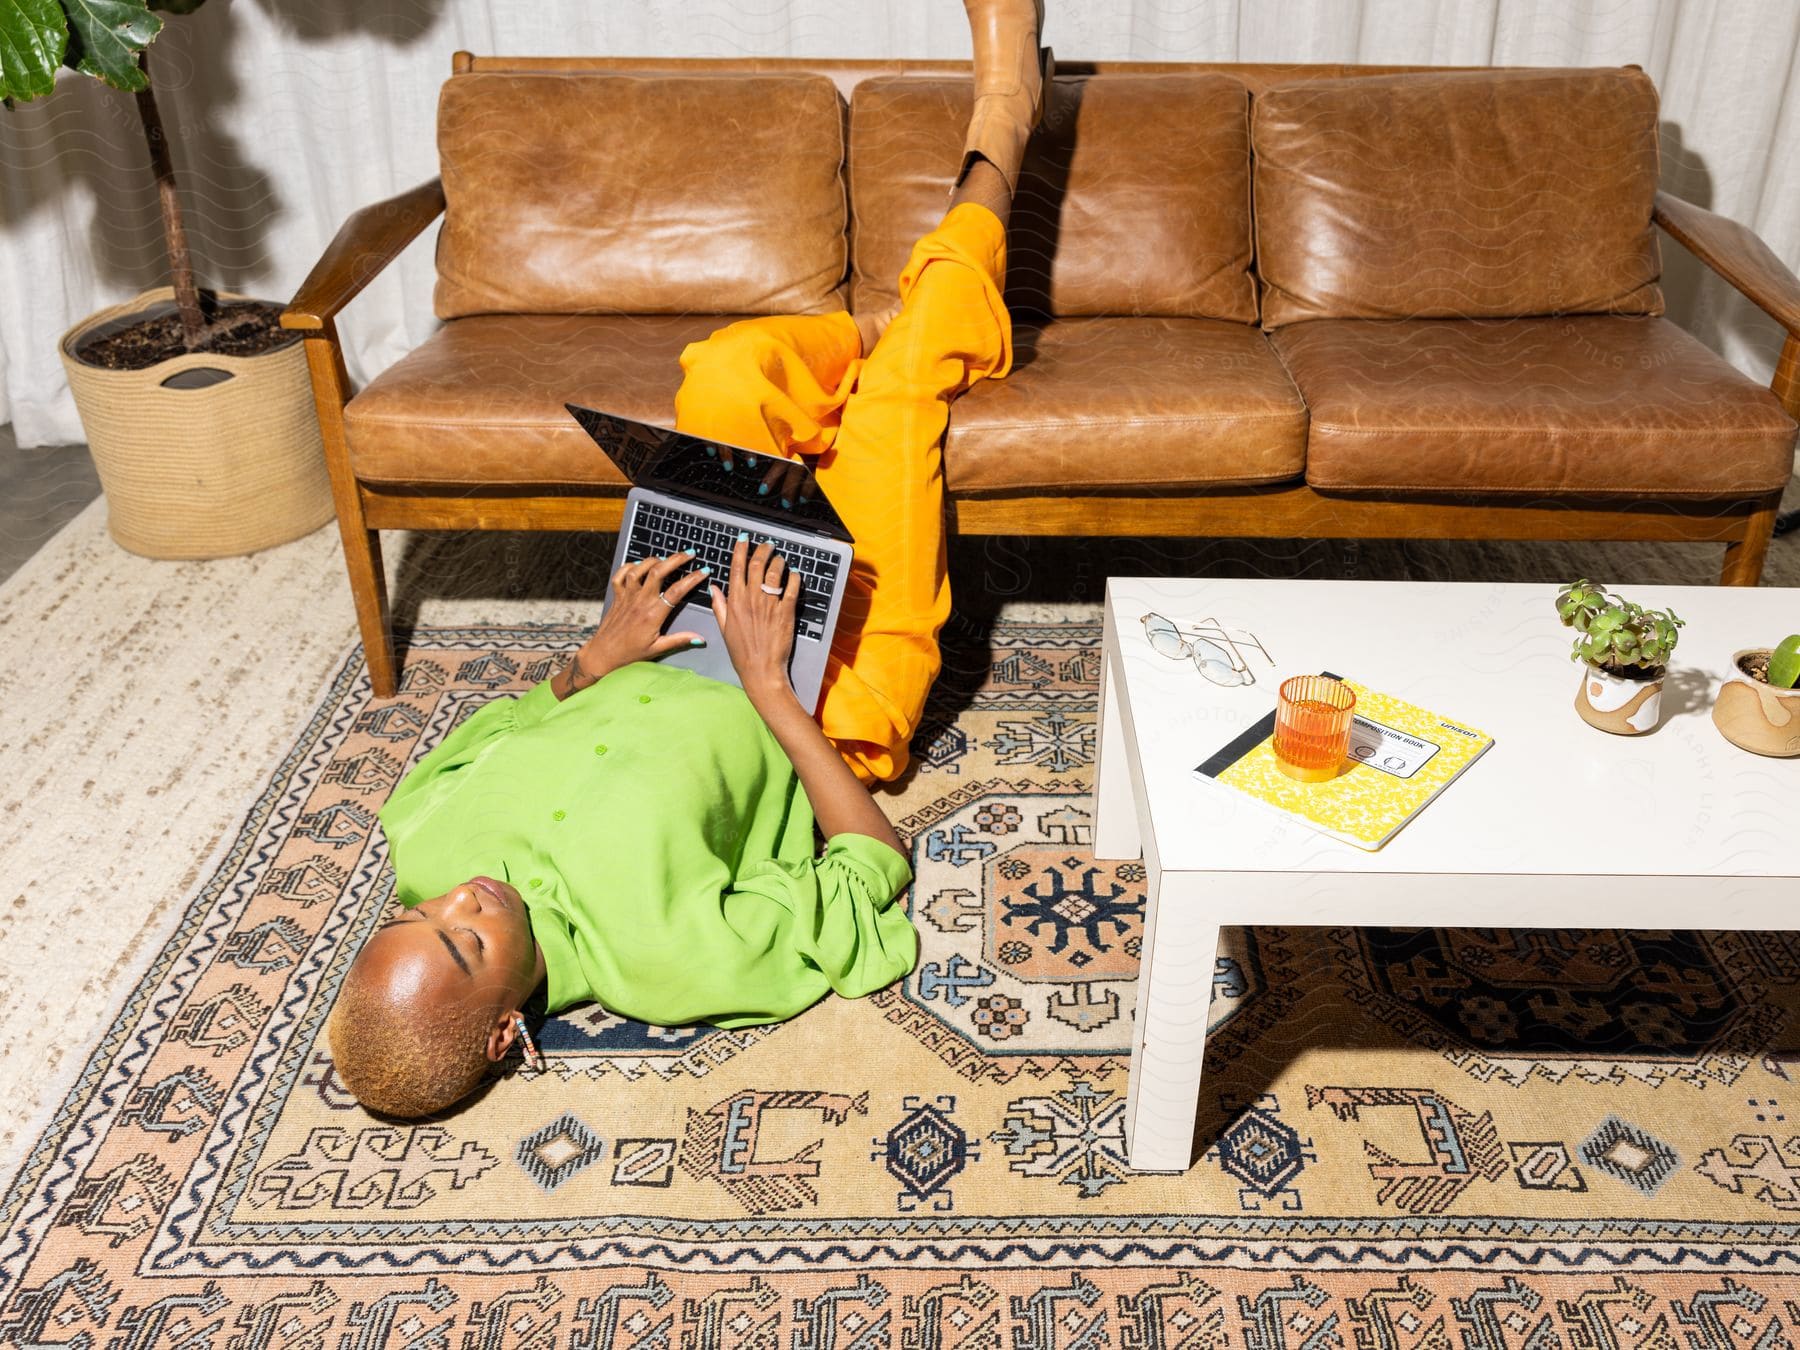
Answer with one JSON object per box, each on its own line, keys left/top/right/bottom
{"left": 566, "top": 405, "right": 856, "bottom": 712}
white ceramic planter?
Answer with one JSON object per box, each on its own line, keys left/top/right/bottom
{"left": 1574, "top": 661, "right": 1665, "bottom": 735}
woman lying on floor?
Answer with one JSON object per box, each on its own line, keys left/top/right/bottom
{"left": 327, "top": 0, "right": 1051, "bottom": 1117}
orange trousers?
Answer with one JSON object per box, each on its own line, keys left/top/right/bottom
{"left": 673, "top": 204, "right": 1013, "bottom": 783}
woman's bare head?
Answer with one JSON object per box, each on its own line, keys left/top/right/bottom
{"left": 328, "top": 876, "right": 544, "bottom": 1117}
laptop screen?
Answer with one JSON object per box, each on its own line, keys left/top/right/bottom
{"left": 566, "top": 405, "right": 854, "bottom": 543}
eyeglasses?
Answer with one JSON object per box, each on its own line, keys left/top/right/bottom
{"left": 1139, "top": 613, "right": 1273, "bottom": 687}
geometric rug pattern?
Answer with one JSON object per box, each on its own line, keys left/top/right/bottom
{"left": 7, "top": 619, "right": 1800, "bottom": 1349}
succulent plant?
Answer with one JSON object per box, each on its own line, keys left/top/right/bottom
{"left": 1555, "top": 579, "right": 1685, "bottom": 675}
{"left": 1767, "top": 635, "right": 1800, "bottom": 690}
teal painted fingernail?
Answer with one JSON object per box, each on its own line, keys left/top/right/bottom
{"left": 703, "top": 446, "right": 715, "bottom": 457}
{"left": 689, "top": 638, "right": 704, "bottom": 646}
{"left": 758, "top": 483, "right": 771, "bottom": 496}
{"left": 699, "top": 566, "right": 711, "bottom": 575}
{"left": 798, "top": 493, "right": 810, "bottom": 504}
{"left": 736, "top": 530, "right": 748, "bottom": 541}
{"left": 684, "top": 547, "right": 696, "bottom": 556}
{"left": 781, "top": 498, "right": 792, "bottom": 509}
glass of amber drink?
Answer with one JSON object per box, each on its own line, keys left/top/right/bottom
{"left": 1274, "top": 675, "right": 1356, "bottom": 782}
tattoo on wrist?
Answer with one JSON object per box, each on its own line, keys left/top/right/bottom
{"left": 565, "top": 652, "right": 596, "bottom": 694}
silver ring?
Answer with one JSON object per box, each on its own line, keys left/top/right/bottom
{"left": 759, "top": 583, "right": 784, "bottom": 596}
{"left": 658, "top": 592, "right": 676, "bottom": 608}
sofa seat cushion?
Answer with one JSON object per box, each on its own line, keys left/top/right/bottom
{"left": 345, "top": 313, "right": 748, "bottom": 487}
{"left": 1273, "top": 316, "right": 1798, "bottom": 496}
{"left": 944, "top": 318, "right": 1306, "bottom": 493}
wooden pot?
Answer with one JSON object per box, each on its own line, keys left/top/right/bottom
{"left": 1574, "top": 661, "right": 1665, "bottom": 735}
{"left": 1712, "top": 649, "right": 1800, "bottom": 757}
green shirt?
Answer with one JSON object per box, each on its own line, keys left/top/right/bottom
{"left": 376, "top": 661, "right": 917, "bottom": 1027}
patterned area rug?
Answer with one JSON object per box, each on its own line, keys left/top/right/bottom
{"left": 7, "top": 617, "right": 1800, "bottom": 1348}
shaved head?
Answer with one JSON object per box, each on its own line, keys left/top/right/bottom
{"left": 328, "top": 876, "right": 545, "bottom": 1117}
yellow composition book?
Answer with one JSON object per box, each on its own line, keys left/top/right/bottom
{"left": 1191, "top": 675, "right": 1494, "bottom": 851}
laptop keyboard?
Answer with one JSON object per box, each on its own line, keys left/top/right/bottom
{"left": 622, "top": 499, "right": 841, "bottom": 641}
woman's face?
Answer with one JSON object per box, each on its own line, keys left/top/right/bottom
{"left": 354, "top": 876, "right": 545, "bottom": 1024}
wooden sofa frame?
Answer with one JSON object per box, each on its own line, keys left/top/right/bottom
{"left": 282, "top": 56, "right": 1800, "bottom": 698}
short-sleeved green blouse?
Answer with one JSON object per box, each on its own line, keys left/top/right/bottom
{"left": 376, "top": 660, "right": 917, "bottom": 1027}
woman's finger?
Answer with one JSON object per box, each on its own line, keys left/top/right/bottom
{"left": 666, "top": 564, "right": 712, "bottom": 601}
{"left": 764, "top": 553, "right": 787, "bottom": 590}
{"left": 648, "top": 630, "right": 704, "bottom": 656}
{"left": 783, "top": 567, "right": 801, "bottom": 606}
{"left": 748, "top": 540, "right": 775, "bottom": 589}
{"left": 709, "top": 583, "right": 729, "bottom": 627}
{"left": 729, "top": 536, "right": 748, "bottom": 596}
{"left": 652, "top": 550, "right": 696, "bottom": 581}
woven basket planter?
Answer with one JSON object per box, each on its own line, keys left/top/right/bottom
{"left": 58, "top": 287, "right": 333, "bottom": 559}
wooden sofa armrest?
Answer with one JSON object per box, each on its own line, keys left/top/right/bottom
{"left": 1654, "top": 191, "right": 1800, "bottom": 338}
{"left": 281, "top": 177, "right": 446, "bottom": 331}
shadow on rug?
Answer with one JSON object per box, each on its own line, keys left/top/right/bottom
{"left": 7, "top": 618, "right": 1800, "bottom": 1345}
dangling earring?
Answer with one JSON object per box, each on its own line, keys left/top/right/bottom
{"left": 514, "top": 1014, "right": 545, "bottom": 1073}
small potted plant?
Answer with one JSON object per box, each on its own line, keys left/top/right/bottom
{"left": 1713, "top": 635, "right": 1800, "bottom": 757}
{"left": 1554, "top": 579, "right": 1686, "bottom": 735}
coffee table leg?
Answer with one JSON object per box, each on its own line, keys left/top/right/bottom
{"left": 1126, "top": 867, "right": 1216, "bottom": 1172}
{"left": 1094, "top": 630, "right": 1142, "bottom": 861}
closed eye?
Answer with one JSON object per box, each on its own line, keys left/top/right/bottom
{"left": 457, "top": 926, "right": 486, "bottom": 955}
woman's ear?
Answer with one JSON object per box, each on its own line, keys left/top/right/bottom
{"left": 485, "top": 1010, "right": 522, "bottom": 1063}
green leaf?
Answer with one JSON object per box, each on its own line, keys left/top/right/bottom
{"left": 1771, "top": 634, "right": 1800, "bottom": 690}
{"left": 0, "top": 0, "right": 68, "bottom": 101}
{"left": 62, "top": 0, "right": 160, "bottom": 92}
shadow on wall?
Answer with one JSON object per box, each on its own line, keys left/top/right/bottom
{"left": 1658, "top": 118, "right": 1785, "bottom": 373}
{"left": 0, "top": 0, "right": 443, "bottom": 306}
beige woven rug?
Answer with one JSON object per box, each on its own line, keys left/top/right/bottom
{"left": 3, "top": 489, "right": 1797, "bottom": 1160}
{"left": 9, "top": 602, "right": 1800, "bottom": 1341}
{"left": 10, "top": 482, "right": 1800, "bottom": 1346}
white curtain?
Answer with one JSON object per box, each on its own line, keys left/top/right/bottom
{"left": 2, "top": 0, "right": 1795, "bottom": 447}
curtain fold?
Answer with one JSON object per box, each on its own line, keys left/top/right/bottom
{"left": 2, "top": 0, "right": 1795, "bottom": 446}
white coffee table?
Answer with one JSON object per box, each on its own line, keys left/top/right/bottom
{"left": 1094, "top": 578, "right": 1800, "bottom": 1173}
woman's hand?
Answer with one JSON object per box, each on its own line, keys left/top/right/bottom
{"left": 711, "top": 537, "right": 800, "bottom": 702}
{"left": 568, "top": 553, "right": 711, "bottom": 692}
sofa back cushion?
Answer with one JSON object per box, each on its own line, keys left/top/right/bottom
{"left": 435, "top": 72, "right": 848, "bottom": 319}
{"left": 851, "top": 73, "right": 1256, "bottom": 321}
{"left": 1252, "top": 68, "right": 1663, "bottom": 327}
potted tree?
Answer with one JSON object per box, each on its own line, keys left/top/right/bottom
{"left": 1554, "top": 579, "right": 1686, "bottom": 735}
{"left": 2, "top": 0, "right": 332, "bottom": 559}
{"left": 1713, "top": 635, "right": 1800, "bottom": 757}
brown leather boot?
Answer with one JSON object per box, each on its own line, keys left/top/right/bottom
{"left": 957, "top": 0, "right": 1051, "bottom": 195}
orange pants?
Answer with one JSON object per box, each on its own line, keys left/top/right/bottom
{"left": 673, "top": 204, "right": 1013, "bottom": 783}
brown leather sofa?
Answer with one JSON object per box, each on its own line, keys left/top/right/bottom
{"left": 284, "top": 55, "right": 1800, "bottom": 697}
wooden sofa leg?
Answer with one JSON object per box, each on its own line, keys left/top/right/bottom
{"left": 1721, "top": 491, "right": 1781, "bottom": 586}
